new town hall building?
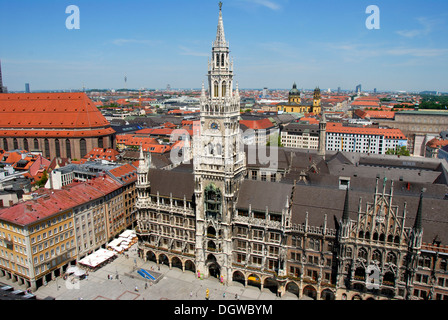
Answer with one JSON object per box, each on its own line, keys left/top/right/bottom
{"left": 135, "top": 5, "right": 448, "bottom": 300}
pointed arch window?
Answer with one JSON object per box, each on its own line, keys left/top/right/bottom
{"left": 66, "top": 139, "right": 71, "bottom": 159}
{"left": 386, "top": 252, "right": 397, "bottom": 265}
{"left": 214, "top": 81, "right": 219, "bottom": 98}
{"left": 204, "top": 184, "right": 222, "bottom": 219}
{"left": 33, "top": 138, "right": 39, "bottom": 151}
{"left": 383, "top": 272, "right": 395, "bottom": 287}
{"left": 80, "top": 138, "right": 87, "bottom": 158}
{"left": 222, "top": 81, "right": 226, "bottom": 97}
{"left": 23, "top": 139, "right": 29, "bottom": 152}
{"left": 44, "top": 139, "right": 50, "bottom": 158}
{"left": 358, "top": 248, "right": 368, "bottom": 260}
{"left": 216, "top": 53, "right": 220, "bottom": 67}
{"left": 372, "top": 250, "right": 382, "bottom": 262}
{"left": 3, "top": 138, "right": 8, "bottom": 151}
{"left": 55, "top": 139, "right": 61, "bottom": 158}
{"left": 346, "top": 247, "right": 353, "bottom": 258}
{"left": 221, "top": 53, "right": 225, "bottom": 67}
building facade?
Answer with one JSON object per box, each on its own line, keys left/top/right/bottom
{"left": 0, "top": 169, "right": 137, "bottom": 290}
{"left": 325, "top": 123, "right": 408, "bottom": 155}
{"left": 281, "top": 123, "right": 320, "bottom": 150}
{"left": 135, "top": 4, "right": 448, "bottom": 300}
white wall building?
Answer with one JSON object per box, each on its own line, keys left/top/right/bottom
{"left": 326, "top": 124, "right": 408, "bottom": 154}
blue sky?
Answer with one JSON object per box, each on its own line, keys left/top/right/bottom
{"left": 0, "top": 0, "right": 447, "bottom": 92}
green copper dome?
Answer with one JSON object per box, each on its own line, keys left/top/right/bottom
{"left": 289, "top": 82, "right": 300, "bottom": 95}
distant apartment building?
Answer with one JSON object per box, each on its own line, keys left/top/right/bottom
{"left": 240, "top": 117, "right": 278, "bottom": 145}
{"left": 281, "top": 123, "right": 319, "bottom": 150}
{"left": 326, "top": 123, "right": 407, "bottom": 155}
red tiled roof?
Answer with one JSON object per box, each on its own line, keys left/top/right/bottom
{"left": 351, "top": 101, "right": 380, "bottom": 107}
{"left": 240, "top": 118, "right": 274, "bottom": 130}
{"left": 427, "top": 138, "right": 448, "bottom": 148}
{"left": 327, "top": 123, "right": 407, "bottom": 139}
{"left": 84, "top": 148, "right": 120, "bottom": 161}
{"left": 108, "top": 163, "right": 137, "bottom": 184}
{"left": 116, "top": 135, "right": 158, "bottom": 146}
{"left": 0, "top": 128, "right": 115, "bottom": 138}
{"left": 0, "top": 92, "right": 111, "bottom": 129}
{"left": 135, "top": 128, "right": 174, "bottom": 136}
{"left": 0, "top": 176, "right": 121, "bottom": 226}
{"left": 143, "top": 144, "right": 172, "bottom": 153}
{"left": 354, "top": 109, "right": 395, "bottom": 119}
{"left": 299, "top": 117, "right": 320, "bottom": 124}
{"left": 167, "top": 109, "right": 196, "bottom": 115}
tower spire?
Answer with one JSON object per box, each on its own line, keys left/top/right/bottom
{"left": 0, "top": 60, "right": 4, "bottom": 93}
{"left": 342, "top": 187, "right": 350, "bottom": 223}
{"left": 214, "top": 2, "right": 227, "bottom": 47}
{"left": 318, "top": 108, "right": 327, "bottom": 158}
{"left": 413, "top": 190, "right": 424, "bottom": 231}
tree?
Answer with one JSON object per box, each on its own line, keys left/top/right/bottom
{"left": 386, "top": 146, "right": 410, "bottom": 156}
{"left": 267, "top": 133, "right": 283, "bottom": 147}
{"left": 35, "top": 170, "right": 48, "bottom": 188}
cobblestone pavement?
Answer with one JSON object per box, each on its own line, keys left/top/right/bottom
{"left": 0, "top": 244, "right": 302, "bottom": 301}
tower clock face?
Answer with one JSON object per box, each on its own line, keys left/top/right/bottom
{"left": 210, "top": 121, "right": 220, "bottom": 130}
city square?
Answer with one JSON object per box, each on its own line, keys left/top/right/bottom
{"left": 0, "top": 243, "right": 302, "bottom": 301}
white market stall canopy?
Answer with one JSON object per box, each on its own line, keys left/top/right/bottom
{"left": 107, "top": 230, "right": 137, "bottom": 253}
{"left": 78, "top": 249, "right": 117, "bottom": 268}
{"left": 66, "top": 266, "right": 85, "bottom": 277}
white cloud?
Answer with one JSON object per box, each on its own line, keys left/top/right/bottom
{"left": 241, "top": 0, "right": 281, "bottom": 11}
{"left": 327, "top": 42, "right": 448, "bottom": 61}
{"left": 396, "top": 17, "right": 439, "bottom": 38}
{"left": 386, "top": 47, "right": 448, "bottom": 57}
{"left": 179, "top": 45, "right": 209, "bottom": 57}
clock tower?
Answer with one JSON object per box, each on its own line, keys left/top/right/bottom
{"left": 193, "top": 2, "right": 246, "bottom": 283}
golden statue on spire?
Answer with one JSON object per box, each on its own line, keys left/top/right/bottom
{"left": 219, "top": 1, "right": 222, "bottom": 11}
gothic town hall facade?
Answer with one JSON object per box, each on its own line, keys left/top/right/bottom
{"left": 135, "top": 5, "right": 448, "bottom": 300}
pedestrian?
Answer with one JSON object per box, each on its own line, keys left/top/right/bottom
{"left": 145, "top": 283, "right": 148, "bottom": 289}
{"left": 235, "top": 293, "right": 238, "bottom": 299}
{"left": 223, "top": 292, "right": 226, "bottom": 298}
{"left": 190, "top": 291, "right": 193, "bottom": 299}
